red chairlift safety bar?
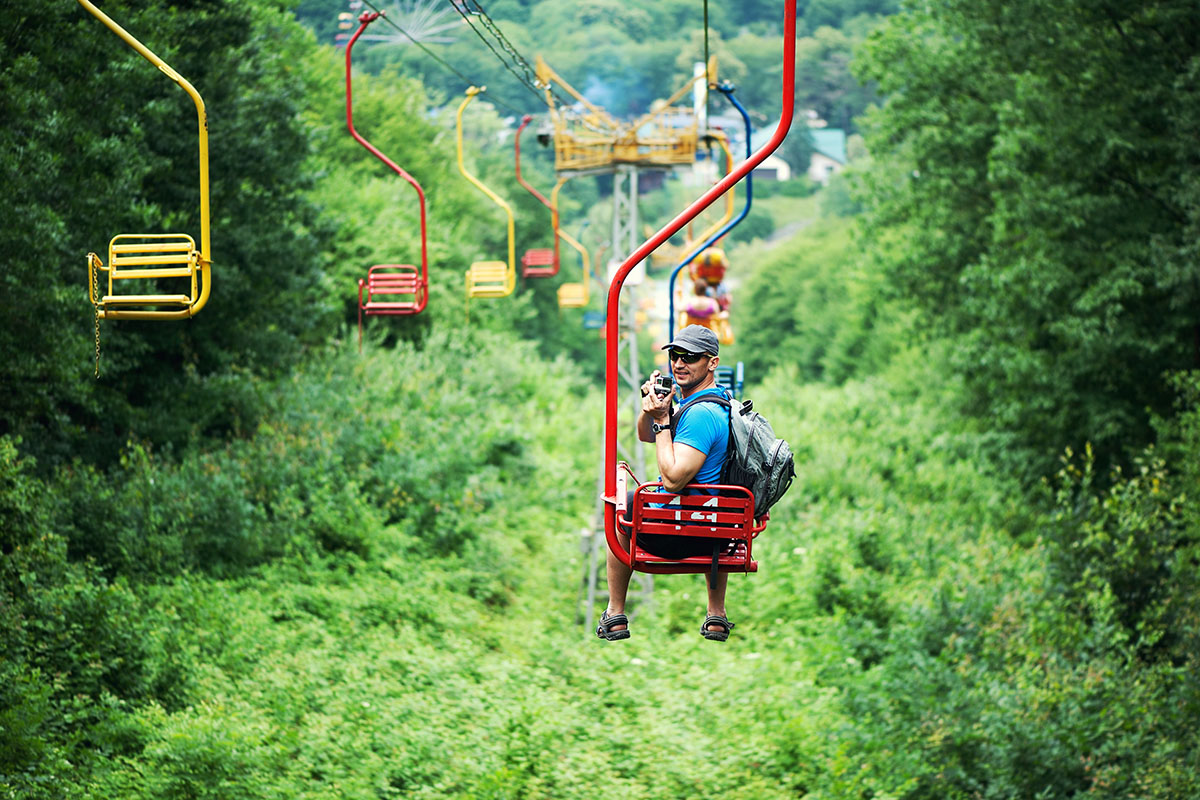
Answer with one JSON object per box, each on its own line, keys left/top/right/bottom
{"left": 514, "top": 114, "right": 561, "bottom": 278}
{"left": 347, "top": 11, "right": 429, "bottom": 348}
{"left": 602, "top": 0, "right": 797, "bottom": 572}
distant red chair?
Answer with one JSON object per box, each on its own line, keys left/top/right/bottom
{"left": 514, "top": 114, "right": 560, "bottom": 279}
{"left": 357, "top": 265, "right": 426, "bottom": 349}
{"left": 521, "top": 247, "right": 557, "bottom": 278}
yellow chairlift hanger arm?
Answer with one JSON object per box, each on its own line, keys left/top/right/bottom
{"left": 456, "top": 87, "right": 516, "bottom": 302}
{"left": 677, "top": 131, "right": 735, "bottom": 267}
{"left": 550, "top": 176, "right": 591, "bottom": 308}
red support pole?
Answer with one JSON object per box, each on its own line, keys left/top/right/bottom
{"left": 346, "top": 12, "right": 429, "bottom": 309}
{"left": 602, "top": 0, "right": 797, "bottom": 567}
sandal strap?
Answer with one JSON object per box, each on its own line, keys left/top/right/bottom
{"left": 599, "top": 611, "right": 629, "bottom": 629}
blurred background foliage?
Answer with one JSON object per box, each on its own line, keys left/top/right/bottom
{"left": 2, "top": 0, "right": 1199, "bottom": 797}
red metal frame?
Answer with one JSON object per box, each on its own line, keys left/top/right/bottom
{"left": 514, "top": 114, "right": 560, "bottom": 278}
{"left": 603, "top": 0, "right": 797, "bottom": 572}
{"left": 347, "top": 12, "right": 429, "bottom": 338}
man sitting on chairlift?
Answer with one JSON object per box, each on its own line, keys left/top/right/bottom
{"left": 597, "top": 325, "right": 737, "bottom": 643}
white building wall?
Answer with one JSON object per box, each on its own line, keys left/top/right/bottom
{"left": 808, "top": 152, "right": 844, "bottom": 185}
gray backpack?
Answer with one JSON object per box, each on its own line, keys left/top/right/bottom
{"left": 674, "top": 394, "right": 796, "bottom": 519}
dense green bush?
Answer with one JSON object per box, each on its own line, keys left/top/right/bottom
{"left": 855, "top": 0, "right": 1200, "bottom": 475}
{"left": 726, "top": 210, "right": 776, "bottom": 243}
{"left": 735, "top": 215, "right": 907, "bottom": 384}
{"left": 1, "top": 437, "right": 179, "bottom": 799}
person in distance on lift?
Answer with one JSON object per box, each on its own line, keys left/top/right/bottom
{"left": 684, "top": 277, "right": 722, "bottom": 326}
{"left": 597, "top": 325, "right": 736, "bottom": 643}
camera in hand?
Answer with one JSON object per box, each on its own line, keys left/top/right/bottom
{"left": 653, "top": 375, "right": 673, "bottom": 397}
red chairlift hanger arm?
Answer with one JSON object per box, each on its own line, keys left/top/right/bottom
{"left": 514, "top": 114, "right": 561, "bottom": 272}
{"left": 346, "top": 12, "right": 429, "bottom": 295}
{"left": 602, "top": 0, "right": 797, "bottom": 569}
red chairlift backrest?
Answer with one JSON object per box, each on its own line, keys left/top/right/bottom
{"left": 346, "top": 12, "right": 429, "bottom": 310}
{"left": 602, "top": 0, "right": 798, "bottom": 573}
{"left": 617, "top": 471, "right": 765, "bottom": 576}
{"left": 514, "top": 114, "right": 560, "bottom": 275}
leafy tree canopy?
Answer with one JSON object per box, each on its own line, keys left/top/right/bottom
{"left": 855, "top": 0, "right": 1200, "bottom": 476}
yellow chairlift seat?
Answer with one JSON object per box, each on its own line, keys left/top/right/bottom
{"left": 79, "top": 1, "right": 211, "bottom": 322}
{"left": 713, "top": 315, "right": 735, "bottom": 345}
{"left": 466, "top": 260, "right": 513, "bottom": 298}
{"left": 89, "top": 233, "right": 201, "bottom": 311}
{"left": 557, "top": 281, "right": 587, "bottom": 308}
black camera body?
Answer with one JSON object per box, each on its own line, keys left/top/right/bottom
{"left": 653, "top": 375, "right": 673, "bottom": 397}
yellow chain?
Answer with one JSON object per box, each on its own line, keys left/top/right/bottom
{"left": 94, "top": 311, "right": 101, "bottom": 379}
{"left": 91, "top": 254, "right": 102, "bottom": 378}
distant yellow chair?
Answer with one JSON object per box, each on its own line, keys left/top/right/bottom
{"left": 79, "top": 0, "right": 211, "bottom": 322}
{"left": 456, "top": 87, "right": 516, "bottom": 309}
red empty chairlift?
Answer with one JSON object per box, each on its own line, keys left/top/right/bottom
{"left": 514, "top": 114, "right": 560, "bottom": 279}
{"left": 346, "top": 12, "right": 429, "bottom": 349}
{"left": 357, "top": 264, "right": 426, "bottom": 340}
{"left": 521, "top": 247, "right": 556, "bottom": 277}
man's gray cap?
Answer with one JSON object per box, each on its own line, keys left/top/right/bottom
{"left": 661, "top": 324, "right": 719, "bottom": 356}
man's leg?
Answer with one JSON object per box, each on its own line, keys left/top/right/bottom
{"left": 603, "top": 529, "right": 633, "bottom": 633}
{"left": 705, "top": 569, "right": 730, "bottom": 633}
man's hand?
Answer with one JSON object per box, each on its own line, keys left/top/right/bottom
{"left": 641, "top": 370, "right": 672, "bottom": 422}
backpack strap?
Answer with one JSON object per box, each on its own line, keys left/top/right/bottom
{"left": 671, "top": 393, "right": 732, "bottom": 436}
{"left": 672, "top": 393, "right": 736, "bottom": 485}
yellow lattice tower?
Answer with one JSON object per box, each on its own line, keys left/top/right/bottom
{"left": 535, "top": 55, "right": 716, "bottom": 174}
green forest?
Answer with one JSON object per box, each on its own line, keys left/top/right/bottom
{"left": 3, "top": 0, "right": 1199, "bottom": 797}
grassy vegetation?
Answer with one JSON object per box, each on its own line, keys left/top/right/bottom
{"left": 8, "top": 217, "right": 1196, "bottom": 796}
{"left": 5, "top": 0, "right": 1200, "bottom": 794}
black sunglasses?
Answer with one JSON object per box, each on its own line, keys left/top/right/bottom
{"left": 669, "top": 349, "right": 707, "bottom": 364}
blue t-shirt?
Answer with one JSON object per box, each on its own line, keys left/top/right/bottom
{"left": 669, "top": 386, "right": 729, "bottom": 485}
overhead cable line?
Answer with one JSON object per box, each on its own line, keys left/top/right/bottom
{"left": 702, "top": 0, "right": 711, "bottom": 125}
{"left": 459, "top": 2, "right": 556, "bottom": 98}
{"left": 447, "top": 1, "right": 555, "bottom": 107}
{"left": 359, "top": 0, "right": 478, "bottom": 89}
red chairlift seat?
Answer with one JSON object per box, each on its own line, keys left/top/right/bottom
{"left": 358, "top": 264, "right": 426, "bottom": 345}
{"left": 615, "top": 462, "right": 764, "bottom": 581}
{"left": 521, "top": 247, "right": 557, "bottom": 277}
